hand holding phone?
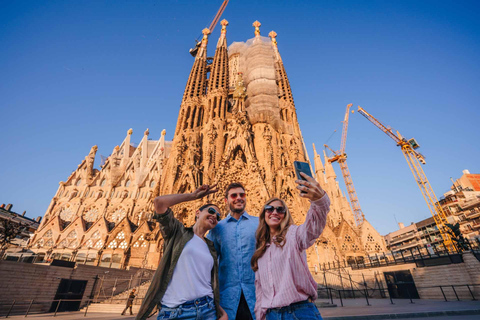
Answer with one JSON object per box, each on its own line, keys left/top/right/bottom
{"left": 294, "top": 161, "right": 325, "bottom": 201}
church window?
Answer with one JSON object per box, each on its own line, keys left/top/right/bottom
{"left": 365, "top": 244, "right": 372, "bottom": 251}
{"left": 341, "top": 243, "right": 348, "bottom": 251}
{"left": 375, "top": 243, "right": 382, "bottom": 251}
{"left": 141, "top": 241, "right": 147, "bottom": 248}
{"left": 44, "top": 230, "right": 53, "bottom": 238}
{"left": 76, "top": 179, "right": 82, "bottom": 186}
{"left": 150, "top": 181, "right": 155, "bottom": 188}
{"left": 58, "top": 239, "right": 68, "bottom": 248}
{"left": 92, "top": 230, "right": 101, "bottom": 239}
{"left": 352, "top": 244, "right": 359, "bottom": 252}
{"left": 100, "top": 179, "right": 106, "bottom": 187}
{"left": 119, "top": 240, "right": 128, "bottom": 249}
{"left": 108, "top": 240, "right": 118, "bottom": 249}
{"left": 125, "top": 180, "right": 131, "bottom": 187}
{"left": 116, "top": 231, "right": 126, "bottom": 240}
{"left": 59, "top": 206, "right": 75, "bottom": 222}
{"left": 100, "top": 253, "right": 112, "bottom": 267}
{"left": 344, "top": 235, "right": 353, "bottom": 242}
{"left": 66, "top": 230, "right": 77, "bottom": 239}
{"left": 111, "top": 254, "right": 122, "bottom": 269}
{"left": 84, "top": 207, "right": 99, "bottom": 222}
{"left": 138, "top": 234, "right": 145, "bottom": 241}
{"left": 85, "top": 239, "right": 94, "bottom": 248}
{"left": 367, "top": 235, "right": 375, "bottom": 242}
{"left": 107, "top": 208, "right": 126, "bottom": 223}
{"left": 36, "top": 238, "right": 45, "bottom": 248}
{"left": 94, "top": 239, "right": 104, "bottom": 249}
{"left": 68, "top": 240, "right": 79, "bottom": 248}
{"left": 45, "top": 239, "right": 54, "bottom": 247}
{"left": 133, "top": 241, "right": 140, "bottom": 248}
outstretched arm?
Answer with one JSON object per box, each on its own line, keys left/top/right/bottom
{"left": 153, "top": 185, "right": 218, "bottom": 239}
{"left": 153, "top": 184, "right": 218, "bottom": 214}
{"left": 295, "top": 173, "right": 330, "bottom": 250}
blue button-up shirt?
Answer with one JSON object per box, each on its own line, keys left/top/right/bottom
{"left": 207, "top": 211, "right": 258, "bottom": 320}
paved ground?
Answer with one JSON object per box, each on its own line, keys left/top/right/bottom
{"left": 3, "top": 299, "right": 480, "bottom": 319}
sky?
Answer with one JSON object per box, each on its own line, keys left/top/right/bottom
{"left": 1, "top": 0, "right": 479, "bottom": 235}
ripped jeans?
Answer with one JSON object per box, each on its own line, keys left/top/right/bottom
{"left": 157, "top": 296, "right": 216, "bottom": 320}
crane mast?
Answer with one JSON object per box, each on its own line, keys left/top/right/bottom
{"left": 357, "top": 106, "right": 453, "bottom": 251}
{"left": 325, "top": 104, "right": 365, "bottom": 226}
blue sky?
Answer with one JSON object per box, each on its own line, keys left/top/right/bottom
{"left": 1, "top": 0, "right": 479, "bottom": 235}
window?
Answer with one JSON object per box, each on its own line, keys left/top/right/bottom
{"left": 58, "top": 239, "right": 68, "bottom": 248}
{"left": 67, "top": 230, "right": 77, "bottom": 239}
{"left": 45, "top": 239, "right": 54, "bottom": 247}
{"left": 116, "top": 231, "right": 125, "bottom": 240}
{"left": 111, "top": 254, "right": 122, "bottom": 269}
{"left": 108, "top": 240, "right": 118, "bottom": 249}
{"left": 100, "top": 179, "right": 106, "bottom": 187}
{"left": 44, "top": 230, "right": 53, "bottom": 238}
{"left": 76, "top": 179, "right": 82, "bottom": 186}
{"left": 94, "top": 239, "right": 104, "bottom": 249}
{"left": 75, "top": 253, "right": 87, "bottom": 264}
{"left": 92, "top": 230, "right": 101, "bottom": 239}
{"left": 100, "top": 253, "right": 112, "bottom": 268}
{"left": 125, "top": 180, "right": 131, "bottom": 187}
{"left": 119, "top": 240, "right": 128, "bottom": 249}
{"left": 59, "top": 206, "right": 75, "bottom": 222}
{"left": 150, "top": 181, "right": 155, "bottom": 188}
{"left": 85, "top": 239, "right": 94, "bottom": 248}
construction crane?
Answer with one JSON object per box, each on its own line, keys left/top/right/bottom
{"left": 324, "top": 103, "right": 365, "bottom": 226}
{"left": 189, "top": 0, "right": 230, "bottom": 57}
{"left": 357, "top": 106, "right": 453, "bottom": 250}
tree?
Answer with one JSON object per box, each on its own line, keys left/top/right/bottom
{"left": 0, "top": 219, "right": 27, "bottom": 257}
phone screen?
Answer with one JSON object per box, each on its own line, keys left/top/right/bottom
{"left": 294, "top": 161, "right": 313, "bottom": 181}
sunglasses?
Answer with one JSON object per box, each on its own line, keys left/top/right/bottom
{"left": 264, "top": 205, "right": 286, "bottom": 214}
{"left": 206, "top": 207, "right": 221, "bottom": 221}
{"left": 229, "top": 193, "right": 246, "bottom": 199}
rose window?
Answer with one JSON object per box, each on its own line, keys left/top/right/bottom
{"left": 83, "top": 208, "right": 99, "bottom": 222}
{"left": 108, "top": 208, "right": 126, "bottom": 223}
{"left": 59, "top": 206, "right": 75, "bottom": 221}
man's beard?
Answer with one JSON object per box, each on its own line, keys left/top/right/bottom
{"left": 230, "top": 201, "right": 245, "bottom": 214}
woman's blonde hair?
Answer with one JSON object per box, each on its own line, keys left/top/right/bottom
{"left": 251, "top": 197, "right": 294, "bottom": 272}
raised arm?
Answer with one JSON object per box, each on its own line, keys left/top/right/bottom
{"left": 295, "top": 173, "right": 330, "bottom": 250}
{"left": 153, "top": 184, "right": 218, "bottom": 239}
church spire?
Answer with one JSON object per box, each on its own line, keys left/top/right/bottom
{"left": 208, "top": 20, "right": 229, "bottom": 93}
{"left": 176, "top": 28, "right": 210, "bottom": 135}
{"left": 253, "top": 20, "right": 261, "bottom": 37}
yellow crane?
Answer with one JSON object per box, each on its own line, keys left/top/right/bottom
{"left": 324, "top": 103, "right": 365, "bottom": 226}
{"left": 357, "top": 106, "right": 453, "bottom": 250}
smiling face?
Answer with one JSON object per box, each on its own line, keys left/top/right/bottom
{"left": 264, "top": 200, "right": 286, "bottom": 231}
{"left": 225, "top": 187, "right": 246, "bottom": 215}
{"left": 195, "top": 205, "right": 220, "bottom": 231}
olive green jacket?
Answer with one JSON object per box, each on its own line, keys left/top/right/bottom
{"left": 135, "top": 208, "right": 221, "bottom": 320}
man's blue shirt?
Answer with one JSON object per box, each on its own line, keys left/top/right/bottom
{"left": 207, "top": 211, "right": 258, "bottom": 320}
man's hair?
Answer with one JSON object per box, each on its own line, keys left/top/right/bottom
{"left": 224, "top": 182, "right": 245, "bottom": 198}
{"left": 195, "top": 203, "right": 217, "bottom": 221}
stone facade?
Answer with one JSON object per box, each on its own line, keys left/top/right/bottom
{"left": 30, "top": 21, "right": 385, "bottom": 270}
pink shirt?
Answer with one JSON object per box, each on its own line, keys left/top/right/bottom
{"left": 254, "top": 195, "right": 330, "bottom": 320}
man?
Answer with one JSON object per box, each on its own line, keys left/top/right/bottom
{"left": 207, "top": 182, "right": 258, "bottom": 320}
{"left": 121, "top": 289, "right": 136, "bottom": 316}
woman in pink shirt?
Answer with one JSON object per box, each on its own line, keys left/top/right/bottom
{"left": 251, "top": 173, "right": 330, "bottom": 320}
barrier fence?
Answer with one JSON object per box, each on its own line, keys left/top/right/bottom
{"left": 1, "top": 283, "right": 479, "bottom": 318}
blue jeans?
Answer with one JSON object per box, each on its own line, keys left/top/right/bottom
{"left": 157, "top": 296, "right": 216, "bottom": 320}
{"left": 266, "top": 300, "right": 323, "bottom": 320}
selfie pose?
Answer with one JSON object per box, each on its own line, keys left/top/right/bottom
{"left": 136, "top": 185, "right": 227, "bottom": 320}
{"left": 251, "top": 172, "right": 330, "bottom": 320}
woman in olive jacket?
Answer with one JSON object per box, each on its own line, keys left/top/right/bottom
{"left": 136, "top": 185, "right": 227, "bottom": 320}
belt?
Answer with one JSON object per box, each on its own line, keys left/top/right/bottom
{"left": 267, "top": 298, "right": 313, "bottom": 313}
{"left": 161, "top": 295, "right": 211, "bottom": 310}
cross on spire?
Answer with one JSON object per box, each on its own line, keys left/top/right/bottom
{"left": 220, "top": 19, "right": 228, "bottom": 34}
{"left": 269, "top": 30, "right": 277, "bottom": 46}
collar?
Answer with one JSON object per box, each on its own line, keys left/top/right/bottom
{"left": 226, "top": 211, "right": 251, "bottom": 222}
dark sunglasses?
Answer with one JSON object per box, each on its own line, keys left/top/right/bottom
{"left": 264, "top": 205, "right": 286, "bottom": 214}
{"left": 206, "top": 207, "right": 221, "bottom": 221}
{"left": 229, "top": 193, "right": 246, "bottom": 199}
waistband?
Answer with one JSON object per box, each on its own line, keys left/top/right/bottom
{"left": 267, "top": 298, "right": 313, "bottom": 313}
{"left": 162, "top": 295, "right": 212, "bottom": 309}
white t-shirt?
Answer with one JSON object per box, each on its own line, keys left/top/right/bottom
{"left": 161, "top": 234, "right": 214, "bottom": 308}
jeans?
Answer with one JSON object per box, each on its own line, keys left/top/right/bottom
{"left": 157, "top": 296, "right": 216, "bottom": 320}
{"left": 266, "top": 300, "right": 323, "bottom": 320}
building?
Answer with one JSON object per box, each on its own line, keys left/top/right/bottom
{"left": 29, "top": 20, "right": 386, "bottom": 270}
{"left": 1, "top": 203, "right": 41, "bottom": 257}
{"left": 453, "top": 169, "right": 480, "bottom": 192}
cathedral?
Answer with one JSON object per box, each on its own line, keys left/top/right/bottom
{"left": 30, "top": 20, "right": 386, "bottom": 270}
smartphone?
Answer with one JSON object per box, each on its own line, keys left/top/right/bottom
{"left": 294, "top": 161, "right": 313, "bottom": 181}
